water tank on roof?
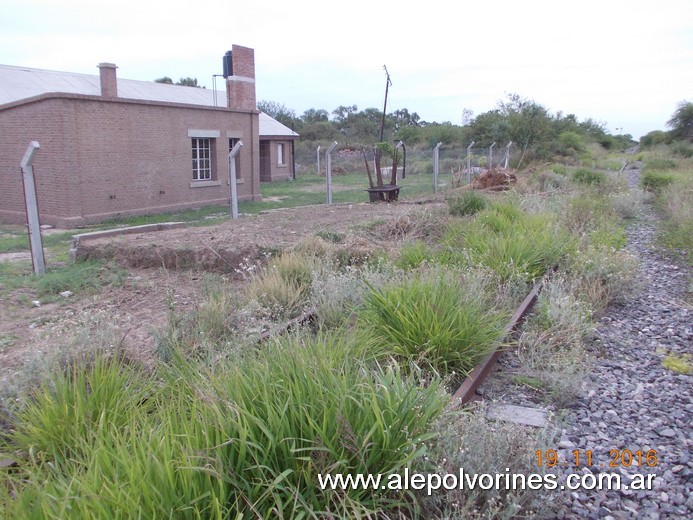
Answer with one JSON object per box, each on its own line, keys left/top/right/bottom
{"left": 222, "top": 51, "right": 233, "bottom": 78}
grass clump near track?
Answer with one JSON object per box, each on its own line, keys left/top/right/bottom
{"left": 456, "top": 202, "right": 574, "bottom": 282}
{"left": 359, "top": 271, "right": 506, "bottom": 377}
{"left": 446, "top": 190, "right": 488, "bottom": 217}
{"left": 1, "top": 334, "right": 449, "bottom": 518}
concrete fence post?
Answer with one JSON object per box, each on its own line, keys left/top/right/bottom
{"left": 466, "top": 141, "right": 475, "bottom": 185}
{"left": 316, "top": 145, "right": 321, "bottom": 175}
{"left": 433, "top": 142, "right": 442, "bottom": 193}
{"left": 20, "top": 141, "right": 45, "bottom": 275}
{"left": 228, "top": 140, "right": 243, "bottom": 219}
{"left": 326, "top": 141, "right": 338, "bottom": 204}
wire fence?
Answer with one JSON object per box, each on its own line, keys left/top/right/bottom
{"left": 3, "top": 141, "right": 516, "bottom": 271}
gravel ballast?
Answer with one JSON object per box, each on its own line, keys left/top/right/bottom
{"left": 548, "top": 169, "right": 692, "bottom": 519}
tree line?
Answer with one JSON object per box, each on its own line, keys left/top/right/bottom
{"left": 258, "top": 94, "right": 642, "bottom": 163}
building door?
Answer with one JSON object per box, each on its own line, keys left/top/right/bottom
{"left": 259, "top": 141, "right": 271, "bottom": 182}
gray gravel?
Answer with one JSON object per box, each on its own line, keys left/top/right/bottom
{"left": 548, "top": 167, "right": 692, "bottom": 519}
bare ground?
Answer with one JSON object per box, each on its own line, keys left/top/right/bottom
{"left": 1, "top": 201, "right": 442, "bottom": 380}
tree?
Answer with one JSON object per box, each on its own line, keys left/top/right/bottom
{"left": 667, "top": 100, "right": 693, "bottom": 142}
{"left": 257, "top": 100, "right": 297, "bottom": 128}
{"left": 154, "top": 76, "right": 204, "bottom": 88}
{"left": 176, "top": 77, "right": 201, "bottom": 88}
{"left": 301, "top": 108, "right": 330, "bottom": 124}
{"left": 498, "top": 94, "right": 552, "bottom": 158}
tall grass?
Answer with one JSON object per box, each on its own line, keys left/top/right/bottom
{"left": 458, "top": 203, "right": 573, "bottom": 282}
{"left": 2, "top": 334, "right": 450, "bottom": 518}
{"left": 246, "top": 252, "right": 315, "bottom": 319}
{"left": 359, "top": 271, "right": 506, "bottom": 376}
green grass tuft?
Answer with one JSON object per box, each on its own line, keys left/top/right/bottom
{"left": 359, "top": 272, "right": 506, "bottom": 376}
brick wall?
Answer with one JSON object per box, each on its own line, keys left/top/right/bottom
{"left": 0, "top": 95, "right": 261, "bottom": 228}
{"left": 226, "top": 45, "right": 256, "bottom": 112}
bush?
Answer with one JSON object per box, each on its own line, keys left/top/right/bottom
{"left": 557, "top": 131, "right": 586, "bottom": 154}
{"left": 640, "top": 130, "right": 670, "bottom": 147}
{"left": 641, "top": 171, "right": 675, "bottom": 193}
{"left": 446, "top": 190, "right": 488, "bottom": 217}
{"left": 571, "top": 168, "right": 606, "bottom": 185}
{"left": 359, "top": 271, "right": 506, "bottom": 376}
{"left": 670, "top": 141, "right": 693, "bottom": 158}
{"left": 419, "top": 407, "right": 552, "bottom": 518}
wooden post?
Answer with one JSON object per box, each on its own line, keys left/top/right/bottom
{"left": 20, "top": 141, "right": 45, "bottom": 275}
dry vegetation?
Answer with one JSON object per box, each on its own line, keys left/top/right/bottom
{"left": 1, "top": 149, "right": 673, "bottom": 518}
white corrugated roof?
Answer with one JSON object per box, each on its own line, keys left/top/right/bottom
{"left": 0, "top": 63, "right": 298, "bottom": 138}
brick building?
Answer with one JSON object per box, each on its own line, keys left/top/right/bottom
{"left": 0, "top": 44, "right": 298, "bottom": 228}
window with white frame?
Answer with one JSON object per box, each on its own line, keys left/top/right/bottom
{"left": 277, "top": 142, "right": 286, "bottom": 166}
{"left": 192, "top": 138, "right": 213, "bottom": 180}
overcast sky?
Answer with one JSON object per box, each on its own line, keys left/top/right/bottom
{"left": 2, "top": 0, "right": 691, "bottom": 139}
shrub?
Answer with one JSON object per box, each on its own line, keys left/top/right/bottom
{"left": 510, "top": 275, "right": 594, "bottom": 406}
{"left": 658, "top": 180, "right": 693, "bottom": 263}
{"left": 359, "top": 272, "right": 506, "bottom": 376}
{"left": 561, "top": 193, "right": 613, "bottom": 235}
{"left": 446, "top": 190, "right": 488, "bottom": 217}
{"left": 670, "top": 141, "right": 693, "bottom": 158}
{"left": 641, "top": 171, "right": 675, "bottom": 193}
{"left": 572, "top": 168, "right": 606, "bottom": 185}
{"left": 589, "top": 220, "right": 627, "bottom": 250}
{"left": 610, "top": 189, "right": 651, "bottom": 219}
{"left": 557, "top": 131, "right": 586, "bottom": 154}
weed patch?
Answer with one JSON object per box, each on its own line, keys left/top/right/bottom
{"left": 447, "top": 191, "right": 488, "bottom": 217}
{"left": 572, "top": 168, "right": 606, "bottom": 185}
{"left": 359, "top": 270, "right": 506, "bottom": 376}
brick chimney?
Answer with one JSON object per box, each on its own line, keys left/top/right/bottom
{"left": 225, "top": 45, "right": 256, "bottom": 111}
{"left": 98, "top": 62, "right": 118, "bottom": 98}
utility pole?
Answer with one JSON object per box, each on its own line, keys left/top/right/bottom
{"left": 379, "top": 65, "right": 392, "bottom": 143}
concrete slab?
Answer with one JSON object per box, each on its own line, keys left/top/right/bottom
{"left": 486, "top": 403, "right": 548, "bottom": 428}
